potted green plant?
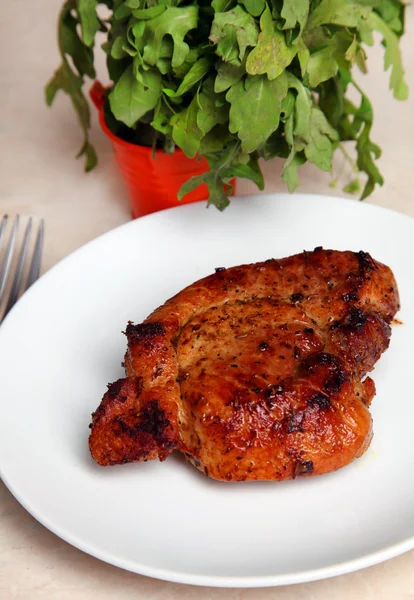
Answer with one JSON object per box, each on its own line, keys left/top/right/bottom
{"left": 46, "top": 0, "right": 408, "bottom": 216}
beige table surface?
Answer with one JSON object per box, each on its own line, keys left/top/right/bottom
{"left": 1, "top": 2, "right": 414, "bottom": 598}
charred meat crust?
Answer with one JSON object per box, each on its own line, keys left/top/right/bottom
{"left": 300, "top": 352, "right": 349, "bottom": 395}
{"left": 293, "top": 460, "right": 314, "bottom": 478}
{"left": 138, "top": 400, "right": 172, "bottom": 443}
{"left": 125, "top": 321, "right": 165, "bottom": 342}
{"left": 89, "top": 378, "right": 177, "bottom": 465}
{"left": 89, "top": 249, "right": 399, "bottom": 481}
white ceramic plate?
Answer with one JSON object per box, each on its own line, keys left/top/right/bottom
{"left": 1, "top": 194, "right": 413, "bottom": 588}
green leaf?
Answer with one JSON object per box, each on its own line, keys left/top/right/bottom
{"left": 197, "top": 79, "right": 229, "bottom": 134}
{"left": 302, "top": 24, "right": 331, "bottom": 50}
{"left": 107, "top": 54, "right": 130, "bottom": 83}
{"left": 355, "top": 47, "right": 368, "bottom": 73}
{"left": 307, "top": 48, "right": 337, "bottom": 88}
{"left": 351, "top": 92, "right": 373, "bottom": 137}
{"left": 156, "top": 58, "right": 171, "bottom": 75}
{"left": 211, "top": 26, "right": 239, "bottom": 64}
{"left": 177, "top": 174, "right": 206, "bottom": 200}
{"left": 172, "top": 47, "right": 200, "bottom": 78}
{"left": 208, "top": 143, "right": 261, "bottom": 208}
{"left": 221, "top": 158, "right": 264, "bottom": 189}
{"left": 136, "top": 6, "right": 198, "bottom": 69}
{"left": 47, "top": 1, "right": 97, "bottom": 173}
{"left": 125, "top": 0, "right": 142, "bottom": 8}
{"left": 235, "top": 150, "right": 249, "bottom": 163}
{"left": 238, "top": 0, "right": 266, "bottom": 18}
{"left": 164, "top": 57, "right": 211, "bottom": 98}
{"left": 122, "top": 45, "right": 138, "bottom": 58}
{"left": 304, "top": 107, "right": 339, "bottom": 170}
{"left": 340, "top": 78, "right": 384, "bottom": 197}
{"left": 227, "top": 72, "right": 288, "bottom": 153}
{"left": 152, "top": 37, "right": 174, "bottom": 75}
{"left": 297, "top": 38, "right": 310, "bottom": 77}
{"left": 204, "top": 172, "right": 232, "bottom": 210}
{"left": 131, "top": 5, "right": 166, "bottom": 19}
{"left": 368, "top": 12, "right": 408, "bottom": 100}
{"left": 282, "top": 150, "right": 306, "bottom": 192}
{"left": 246, "top": 6, "right": 298, "bottom": 80}
{"left": 180, "top": 142, "right": 239, "bottom": 210}
{"left": 211, "top": 0, "right": 236, "bottom": 12}
{"left": 280, "top": 90, "right": 296, "bottom": 122}
{"left": 129, "top": 19, "right": 145, "bottom": 47}
{"left": 359, "top": 21, "right": 375, "bottom": 45}
{"left": 307, "top": 0, "right": 372, "bottom": 28}
{"left": 110, "top": 36, "right": 128, "bottom": 59}
{"left": 114, "top": 4, "right": 131, "bottom": 19}
{"left": 281, "top": 0, "right": 310, "bottom": 40}
{"left": 286, "top": 72, "right": 311, "bottom": 141}
{"left": 307, "top": 31, "right": 354, "bottom": 87}
{"left": 282, "top": 111, "right": 296, "bottom": 190}
{"left": 357, "top": 122, "right": 384, "bottom": 198}
{"left": 76, "top": 140, "right": 98, "bottom": 171}
{"left": 61, "top": 12, "right": 95, "bottom": 78}
{"left": 77, "top": 0, "right": 100, "bottom": 47}
{"left": 333, "top": 73, "right": 385, "bottom": 197}
{"left": 343, "top": 178, "right": 361, "bottom": 194}
{"left": 282, "top": 72, "right": 338, "bottom": 181}
{"left": 171, "top": 96, "right": 204, "bottom": 158}
{"left": 281, "top": 87, "right": 308, "bottom": 193}
{"left": 319, "top": 75, "right": 345, "bottom": 128}
{"left": 44, "top": 61, "right": 96, "bottom": 171}
{"left": 45, "top": 65, "right": 89, "bottom": 129}
{"left": 45, "top": 65, "right": 66, "bottom": 106}
{"left": 180, "top": 141, "right": 265, "bottom": 210}
{"left": 215, "top": 62, "right": 244, "bottom": 93}
{"left": 345, "top": 36, "right": 358, "bottom": 62}
{"left": 151, "top": 99, "right": 173, "bottom": 136}
{"left": 198, "top": 125, "right": 233, "bottom": 154}
{"left": 375, "top": 0, "right": 404, "bottom": 34}
{"left": 210, "top": 6, "right": 259, "bottom": 63}
{"left": 181, "top": 166, "right": 233, "bottom": 210}
{"left": 109, "top": 65, "right": 162, "bottom": 127}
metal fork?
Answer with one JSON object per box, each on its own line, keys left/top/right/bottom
{"left": 0, "top": 215, "right": 44, "bottom": 323}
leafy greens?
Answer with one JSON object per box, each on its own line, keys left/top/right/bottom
{"left": 46, "top": 0, "right": 408, "bottom": 208}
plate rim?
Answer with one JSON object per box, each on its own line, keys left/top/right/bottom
{"left": 3, "top": 192, "right": 414, "bottom": 329}
{"left": 2, "top": 192, "right": 414, "bottom": 328}
{"left": 1, "top": 193, "right": 413, "bottom": 587}
{"left": 2, "top": 469, "right": 414, "bottom": 588}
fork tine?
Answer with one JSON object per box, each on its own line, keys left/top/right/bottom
{"left": 0, "top": 215, "right": 19, "bottom": 302}
{"left": 2, "top": 218, "right": 33, "bottom": 319}
{"left": 26, "top": 219, "right": 44, "bottom": 291}
{"left": 0, "top": 215, "right": 8, "bottom": 245}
